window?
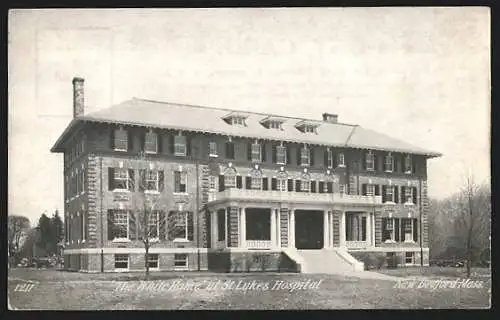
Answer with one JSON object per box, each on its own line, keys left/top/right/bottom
{"left": 300, "top": 146, "right": 310, "bottom": 166}
{"left": 173, "top": 212, "right": 188, "bottom": 240}
{"left": 304, "top": 125, "right": 315, "bottom": 133}
{"left": 278, "top": 178, "right": 287, "bottom": 191}
{"left": 174, "top": 171, "right": 187, "bottom": 193}
{"left": 112, "top": 210, "right": 129, "bottom": 239}
{"left": 114, "top": 168, "right": 130, "bottom": 190}
{"left": 405, "top": 252, "right": 414, "bottom": 265}
{"left": 385, "top": 186, "right": 395, "bottom": 203}
{"left": 174, "top": 135, "right": 186, "bottom": 156}
{"left": 326, "top": 149, "right": 333, "bottom": 168}
{"left": 301, "top": 179, "right": 311, "bottom": 192}
{"left": 405, "top": 187, "right": 413, "bottom": 204}
{"left": 81, "top": 211, "right": 86, "bottom": 242}
{"left": 145, "top": 170, "right": 159, "bottom": 192}
{"left": 114, "top": 128, "right": 128, "bottom": 151}
{"left": 209, "top": 176, "right": 217, "bottom": 191}
{"left": 80, "top": 167, "right": 85, "bottom": 194}
{"left": 345, "top": 214, "right": 367, "bottom": 241}
{"left": 269, "top": 121, "right": 282, "bottom": 129}
{"left": 276, "top": 145, "right": 286, "bottom": 165}
{"left": 225, "top": 141, "right": 235, "bottom": 159}
{"left": 147, "top": 254, "right": 159, "bottom": 269}
{"left": 403, "top": 219, "right": 413, "bottom": 242}
{"left": 148, "top": 211, "right": 159, "bottom": 239}
{"left": 174, "top": 253, "right": 188, "bottom": 268}
{"left": 339, "top": 184, "right": 347, "bottom": 194}
{"left": 224, "top": 173, "right": 237, "bottom": 189}
{"left": 251, "top": 143, "right": 261, "bottom": 162}
{"left": 232, "top": 117, "right": 246, "bottom": 126}
{"left": 366, "top": 152, "right": 375, "bottom": 171}
{"left": 75, "top": 169, "right": 80, "bottom": 195}
{"left": 209, "top": 141, "right": 218, "bottom": 157}
{"left": 144, "top": 131, "right": 158, "bottom": 153}
{"left": 251, "top": 175, "right": 262, "bottom": 190}
{"left": 385, "top": 153, "right": 394, "bottom": 172}
{"left": 366, "top": 184, "right": 375, "bottom": 196}
{"left": 382, "top": 218, "right": 395, "bottom": 242}
{"left": 114, "top": 254, "right": 129, "bottom": 270}
{"left": 337, "top": 153, "right": 345, "bottom": 167}
{"left": 404, "top": 155, "right": 413, "bottom": 174}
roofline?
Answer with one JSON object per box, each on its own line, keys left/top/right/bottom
{"left": 52, "top": 116, "right": 441, "bottom": 157}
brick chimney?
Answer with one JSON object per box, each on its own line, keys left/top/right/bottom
{"left": 72, "top": 77, "right": 85, "bottom": 118}
{"left": 322, "top": 113, "right": 338, "bottom": 123}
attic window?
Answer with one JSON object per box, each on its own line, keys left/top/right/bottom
{"left": 232, "top": 117, "right": 246, "bottom": 126}
{"left": 304, "top": 125, "right": 316, "bottom": 133}
{"left": 260, "top": 116, "right": 285, "bottom": 130}
{"left": 295, "top": 120, "right": 319, "bottom": 134}
{"left": 269, "top": 121, "right": 282, "bottom": 129}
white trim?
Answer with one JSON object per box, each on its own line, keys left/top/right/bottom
{"left": 64, "top": 248, "right": 210, "bottom": 254}
{"left": 112, "top": 238, "right": 131, "bottom": 243}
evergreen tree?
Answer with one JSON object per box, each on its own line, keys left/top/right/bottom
{"left": 37, "top": 213, "right": 55, "bottom": 255}
{"left": 51, "top": 210, "right": 64, "bottom": 247}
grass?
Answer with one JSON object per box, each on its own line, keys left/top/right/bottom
{"left": 375, "top": 266, "right": 491, "bottom": 279}
{"left": 8, "top": 268, "right": 491, "bottom": 310}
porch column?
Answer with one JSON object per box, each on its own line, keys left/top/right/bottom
{"left": 225, "top": 208, "right": 229, "bottom": 247}
{"left": 289, "top": 209, "right": 296, "bottom": 248}
{"left": 366, "top": 212, "right": 371, "bottom": 246}
{"left": 329, "top": 211, "right": 334, "bottom": 248}
{"left": 276, "top": 209, "right": 281, "bottom": 248}
{"left": 340, "top": 211, "right": 346, "bottom": 247}
{"left": 270, "top": 208, "right": 277, "bottom": 248}
{"left": 323, "top": 210, "right": 329, "bottom": 249}
{"left": 240, "top": 207, "right": 246, "bottom": 248}
{"left": 211, "top": 211, "right": 218, "bottom": 248}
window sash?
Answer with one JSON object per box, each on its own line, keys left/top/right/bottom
{"left": 147, "top": 254, "right": 159, "bottom": 268}
{"left": 366, "top": 185, "right": 375, "bottom": 196}
{"left": 225, "top": 175, "right": 237, "bottom": 188}
{"left": 173, "top": 212, "right": 188, "bottom": 240}
{"left": 337, "top": 153, "right": 345, "bottom": 166}
{"left": 300, "top": 148, "right": 310, "bottom": 165}
{"left": 404, "top": 156, "right": 412, "bottom": 173}
{"left": 386, "top": 186, "right": 395, "bottom": 202}
{"left": 114, "top": 254, "right": 129, "bottom": 269}
{"left": 327, "top": 150, "right": 333, "bottom": 168}
{"left": 148, "top": 211, "right": 159, "bottom": 238}
{"left": 174, "top": 171, "right": 187, "bottom": 193}
{"left": 301, "top": 180, "right": 311, "bottom": 192}
{"left": 405, "top": 252, "right": 414, "bottom": 264}
{"left": 339, "top": 184, "right": 346, "bottom": 194}
{"left": 174, "top": 136, "right": 186, "bottom": 156}
{"left": 278, "top": 179, "right": 287, "bottom": 192}
{"left": 251, "top": 143, "right": 261, "bottom": 162}
{"left": 145, "top": 132, "right": 158, "bottom": 153}
{"left": 114, "top": 169, "right": 129, "bottom": 190}
{"left": 114, "top": 129, "right": 128, "bottom": 151}
{"left": 146, "top": 170, "right": 159, "bottom": 191}
{"left": 366, "top": 153, "right": 374, "bottom": 170}
{"left": 174, "top": 254, "right": 188, "bottom": 267}
{"left": 209, "top": 176, "right": 217, "bottom": 190}
{"left": 276, "top": 146, "right": 286, "bottom": 164}
{"left": 385, "top": 155, "right": 394, "bottom": 172}
{"left": 209, "top": 141, "right": 218, "bottom": 157}
{"left": 113, "top": 210, "right": 128, "bottom": 239}
{"left": 405, "top": 188, "right": 413, "bottom": 203}
{"left": 251, "top": 176, "right": 262, "bottom": 190}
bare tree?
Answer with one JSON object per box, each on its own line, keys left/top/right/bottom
{"left": 8, "top": 215, "right": 31, "bottom": 262}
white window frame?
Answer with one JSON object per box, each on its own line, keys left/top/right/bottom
{"left": 224, "top": 174, "right": 237, "bottom": 189}
{"left": 404, "top": 155, "right": 413, "bottom": 174}
{"left": 112, "top": 210, "right": 129, "bottom": 241}
{"left": 385, "top": 153, "right": 394, "bottom": 172}
{"left": 251, "top": 142, "right": 262, "bottom": 163}
{"left": 300, "top": 146, "right": 310, "bottom": 166}
{"left": 114, "top": 168, "right": 130, "bottom": 191}
{"left": 144, "top": 130, "right": 158, "bottom": 154}
{"left": 301, "top": 179, "right": 311, "bottom": 192}
{"left": 269, "top": 121, "right": 282, "bottom": 130}
{"left": 209, "top": 141, "right": 218, "bottom": 158}
{"left": 327, "top": 149, "right": 333, "bottom": 168}
{"left": 366, "top": 184, "right": 375, "bottom": 196}
{"left": 405, "top": 187, "right": 414, "bottom": 204}
{"left": 384, "top": 218, "right": 395, "bottom": 243}
{"left": 366, "top": 152, "right": 375, "bottom": 171}
{"left": 250, "top": 175, "right": 262, "bottom": 190}
{"left": 339, "top": 184, "right": 347, "bottom": 194}
{"left": 403, "top": 218, "right": 414, "bottom": 243}
{"left": 114, "top": 127, "right": 128, "bottom": 152}
{"left": 174, "top": 171, "right": 187, "bottom": 194}
{"left": 278, "top": 178, "right": 287, "bottom": 192}
{"left": 114, "top": 254, "right": 129, "bottom": 271}
{"left": 208, "top": 175, "right": 217, "bottom": 191}
{"left": 174, "top": 211, "right": 189, "bottom": 241}
{"left": 304, "top": 125, "right": 315, "bottom": 133}
{"left": 232, "top": 117, "right": 246, "bottom": 126}
{"left": 174, "top": 253, "right": 188, "bottom": 270}
{"left": 337, "top": 153, "right": 345, "bottom": 167}
{"left": 174, "top": 135, "right": 187, "bottom": 156}
{"left": 148, "top": 210, "right": 160, "bottom": 241}
{"left": 405, "top": 252, "right": 415, "bottom": 265}
{"left": 147, "top": 253, "right": 159, "bottom": 270}
{"left": 276, "top": 145, "right": 286, "bottom": 165}
{"left": 145, "top": 170, "right": 160, "bottom": 193}
{"left": 385, "top": 185, "right": 395, "bottom": 203}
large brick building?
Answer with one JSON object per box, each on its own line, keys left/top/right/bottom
{"left": 51, "top": 77, "right": 441, "bottom": 273}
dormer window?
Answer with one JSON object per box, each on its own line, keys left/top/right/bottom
{"left": 385, "top": 152, "right": 394, "bottom": 172}
{"left": 223, "top": 112, "right": 248, "bottom": 127}
{"left": 260, "top": 116, "right": 286, "bottom": 130}
{"left": 404, "top": 155, "right": 413, "bottom": 174}
{"left": 295, "top": 120, "right": 320, "bottom": 134}
{"left": 304, "top": 125, "right": 315, "bottom": 133}
{"left": 269, "top": 121, "right": 282, "bottom": 129}
{"left": 232, "top": 117, "right": 246, "bottom": 126}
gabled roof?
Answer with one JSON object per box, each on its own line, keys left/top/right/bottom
{"left": 50, "top": 98, "right": 442, "bottom": 157}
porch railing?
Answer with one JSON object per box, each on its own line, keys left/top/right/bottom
{"left": 245, "top": 240, "right": 272, "bottom": 250}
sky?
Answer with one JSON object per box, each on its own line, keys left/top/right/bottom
{"left": 8, "top": 8, "right": 490, "bottom": 225}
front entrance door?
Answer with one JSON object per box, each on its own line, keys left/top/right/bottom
{"left": 295, "top": 210, "right": 323, "bottom": 249}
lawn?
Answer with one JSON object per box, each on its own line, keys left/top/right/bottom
{"left": 375, "top": 266, "right": 491, "bottom": 279}
{"left": 8, "top": 268, "right": 491, "bottom": 310}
